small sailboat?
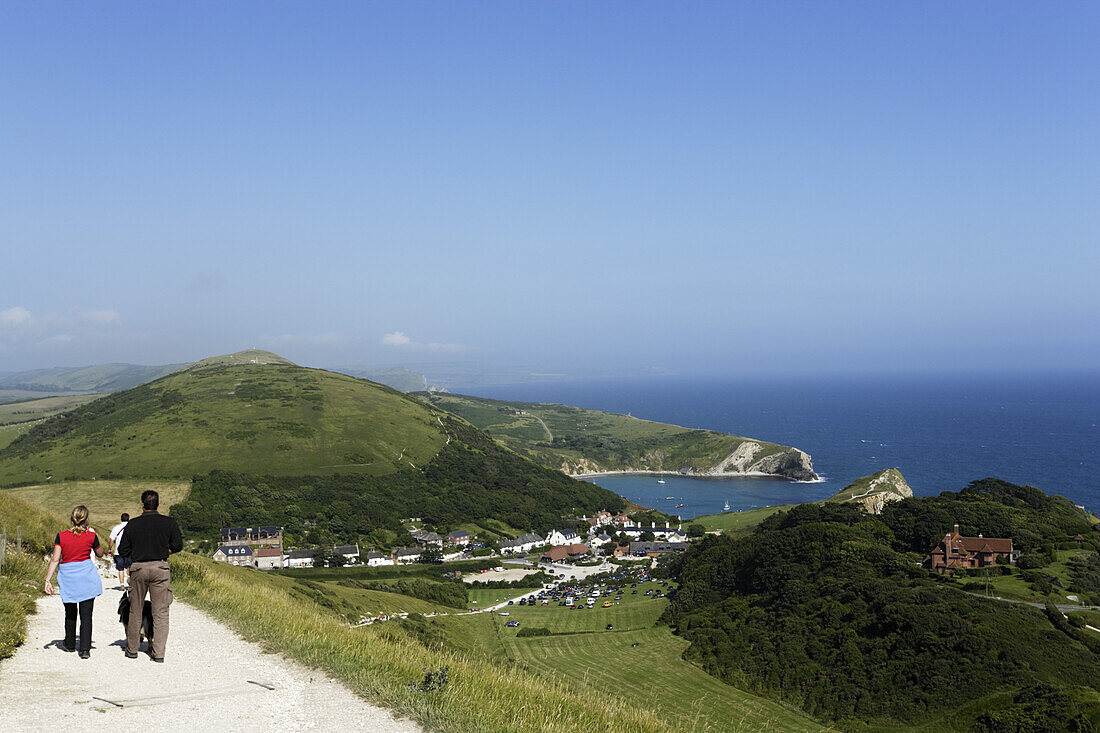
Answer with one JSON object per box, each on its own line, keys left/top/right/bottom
{"left": 723, "top": 500, "right": 731, "bottom": 512}
{"left": 657, "top": 479, "right": 666, "bottom": 484}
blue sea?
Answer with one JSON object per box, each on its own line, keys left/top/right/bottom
{"left": 472, "top": 373, "right": 1100, "bottom": 520}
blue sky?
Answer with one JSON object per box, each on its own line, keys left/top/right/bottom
{"left": 1, "top": 2, "right": 1097, "bottom": 377}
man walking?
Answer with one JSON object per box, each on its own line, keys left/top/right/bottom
{"left": 118, "top": 490, "right": 182, "bottom": 662}
{"left": 109, "top": 513, "right": 130, "bottom": 590}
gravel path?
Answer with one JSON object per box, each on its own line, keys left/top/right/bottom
{"left": 0, "top": 583, "right": 418, "bottom": 732}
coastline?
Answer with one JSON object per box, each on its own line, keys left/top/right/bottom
{"left": 572, "top": 469, "right": 825, "bottom": 484}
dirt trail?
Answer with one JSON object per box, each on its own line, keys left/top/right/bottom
{"left": 0, "top": 582, "right": 418, "bottom": 732}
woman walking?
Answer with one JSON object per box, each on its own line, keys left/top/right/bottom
{"left": 43, "top": 506, "right": 104, "bottom": 658}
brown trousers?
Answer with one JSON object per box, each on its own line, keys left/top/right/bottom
{"left": 126, "top": 560, "right": 172, "bottom": 659}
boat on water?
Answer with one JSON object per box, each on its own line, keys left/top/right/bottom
{"left": 665, "top": 496, "right": 674, "bottom": 500}
{"left": 656, "top": 479, "right": 666, "bottom": 484}
{"left": 723, "top": 500, "right": 731, "bottom": 512}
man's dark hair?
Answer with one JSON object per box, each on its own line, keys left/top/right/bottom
{"left": 121, "top": 513, "right": 130, "bottom": 521}
{"left": 141, "top": 490, "right": 159, "bottom": 511}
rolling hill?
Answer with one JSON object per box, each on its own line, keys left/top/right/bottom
{"left": 417, "top": 392, "right": 817, "bottom": 481}
{"left": 0, "top": 351, "right": 452, "bottom": 485}
{"left": 0, "top": 361, "right": 186, "bottom": 396}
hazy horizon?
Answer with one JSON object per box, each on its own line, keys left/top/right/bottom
{"left": 2, "top": 3, "right": 1098, "bottom": 378}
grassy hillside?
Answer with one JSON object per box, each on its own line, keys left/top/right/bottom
{"left": 0, "top": 360, "right": 449, "bottom": 485}
{"left": 4, "top": 479, "right": 190, "bottom": 527}
{"left": 0, "top": 362, "right": 184, "bottom": 394}
{"left": 668, "top": 481, "right": 1100, "bottom": 729}
{"left": 693, "top": 505, "right": 794, "bottom": 534}
{"left": 418, "top": 392, "right": 817, "bottom": 481}
{"left": 171, "top": 417, "right": 624, "bottom": 545}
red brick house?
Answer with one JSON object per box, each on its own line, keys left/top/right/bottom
{"left": 925, "top": 524, "right": 1016, "bottom": 573}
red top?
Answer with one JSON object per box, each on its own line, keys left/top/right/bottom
{"left": 54, "top": 529, "right": 99, "bottom": 563}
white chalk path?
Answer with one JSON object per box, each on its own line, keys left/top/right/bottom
{"left": 0, "top": 582, "right": 419, "bottom": 732}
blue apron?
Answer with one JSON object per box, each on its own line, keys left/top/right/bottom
{"left": 57, "top": 558, "right": 103, "bottom": 604}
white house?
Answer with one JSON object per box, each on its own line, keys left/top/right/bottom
{"left": 285, "top": 548, "right": 318, "bottom": 568}
{"left": 213, "top": 545, "right": 253, "bottom": 565}
{"left": 365, "top": 550, "right": 394, "bottom": 567}
{"left": 498, "top": 533, "right": 545, "bottom": 554}
{"left": 394, "top": 547, "right": 422, "bottom": 564}
{"left": 447, "top": 530, "right": 470, "bottom": 546}
{"left": 334, "top": 544, "right": 360, "bottom": 563}
{"left": 545, "top": 529, "right": 580, "bottom": 547}
{"left": 621, "top": 522, "right": 686, "bottom": 540}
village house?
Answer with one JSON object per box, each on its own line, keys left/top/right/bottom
{"left": 589, "top": 533, "right": 614, "bottom": 548}
{"left": 334, "top": 544, "right": 360, "bottom": 564}
{"left": 499, "top": 533, "right": 544, "bottom": 554}
{"left": 365, "top": 550, "right": 394, "bottom": 567}
{"left": 410, "top": 529, "right": 444, "bottom": 547}
{"left": 539, "top": 543, "right": 591, "bottom": 564}
{"left": 213, "top": 544, "right": 253, "bottom": 566}
{"left": 393, "top": 547, "right": 422, "bottom": 564}
{"left": 628, "top": 541, "right": 688, "bottom": 557}
{"left": 446, "top": 530, "right": 470, "bottom": 546}
{"left": 252, "top": 547, "right": 284, "bottom": 569}
{"left": 925, "top": 524, "right": 1017, "bottom": 573}
{"left": 621, "top": 522, "right": 687, "bottom": 541}
{"left": 285, "top": 548, "right": 318, "bottom": 568}
{"left": 221, "top": 526, "right": 283, "bottom": 547}
{"left": 545, "top": 529, "right": 581, "bottom": 547}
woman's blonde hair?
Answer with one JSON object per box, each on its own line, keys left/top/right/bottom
{"left": 70, "top": 505, "right": 90, "bottom": 534}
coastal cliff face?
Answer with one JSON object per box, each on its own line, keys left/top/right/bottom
{"left": 418, "top": 392, "right": 819, "bottom": 482}
{"left": 558, "top": 440, "right": 817, "bottom": 482}
{"left": 826, "top": 468, "right": 913, "bottom": 513}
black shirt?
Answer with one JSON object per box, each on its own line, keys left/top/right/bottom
{"left": 117, "top": 511, "right": 183, "bottom": 562}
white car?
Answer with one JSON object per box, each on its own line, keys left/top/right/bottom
{"left": 498, "top": 611, "right": 510, "bottom": 616}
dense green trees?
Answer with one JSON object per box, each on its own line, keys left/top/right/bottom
{"left": 172, "top": 420, "right": 625, "bottom": 546}
{"left": 666, "top": 479, "right": 1100, "bottom": 727}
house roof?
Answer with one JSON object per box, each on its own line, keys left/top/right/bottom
{"left": 957, "top": 535, "right": 1013, "bottom": 554}
{"left": 448, "top": 530, "right": 469, "bottom": 539}
{"left": 629, "top": 542, "right": 688, "bottom": 554}
{"left": 215, "top": 545, "right": 252, "bottom": 556}
{"left": 365, "top": 551, "right": 386, "bottom": 559}
{"left": 334, "top": 544, "right": 360, "bottom": 555}
{"left": 254, "top": 548, "right": 282, "bottom": 558}
{"left": 500, "top": 533, "right": 544, "bottom": 548}
{"left": 287, "top": 548, "right": 318, "bottom": 559}
{"left": 395, "top": 547, "right": 422, "bottom": 557}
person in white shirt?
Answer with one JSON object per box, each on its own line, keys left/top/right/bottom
{"left": 109, "top": 513, "right": 130, "bottom": 590}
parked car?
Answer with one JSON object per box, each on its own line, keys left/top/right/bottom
{"left": 505, "top": 620, "right": 519, "bottom": 627}
{"left": 605, "top": 624, "right": 614, "bottom": 630}
{"left": 498, "top": 612, "right": 510, "bottom": 616}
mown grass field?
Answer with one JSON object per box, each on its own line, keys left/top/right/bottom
{"left": 0, "top": 394, "right": 106, "bottom": 426}
{"left": 419, "top": 392, "right": 800, "bottom": 476}
{"left": 693, "top": 505, "right": 792, "bottom": 533}
{"left": 4, "top": 479, "right": 190, "bottom": 527}
{"left": 0, "top": 363, "right": 448, "bottom": 485}
{"left": 504, "top": 627, "right": 823, "bottom": 732}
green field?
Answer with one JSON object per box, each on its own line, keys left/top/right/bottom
{"left": 504, "top": 627, "right": 821, "bottom": 732}
{"left": 0, "top": 394, "right": 108, "bottom": 450}
{"left": 956, "top": 549, "right": 1098, "bottom": 605}
{"left": 692, "top": 505, "right": 792, "bottom": 534}
{"left": 417, "top": 392, "right": 816, "bottom": 480}
{"left": 3, "top": 479, "right": 191, "bottom": 527}
{"left": 0, "top": 394, "right": 106, "bottom": 426}
{"left": 482, "top": 579, "right": 822, "bottom": 732}
{"left": 0, "top": 357, "right": 448, "bottom": 485}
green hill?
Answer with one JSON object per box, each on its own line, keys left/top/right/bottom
{"left": 668, "top": 480, "right": 1100, "bottom": 729}
{"left": 823, "top": 467, "right": 913, "bottom": 513}
{"left": 0, "top": 354, "right": 451, "bottom": 484}
{"left": 417, "top": 392, "right": 817, "bottom": 481}
{"left": 0, "top": 362, "right": 185, "bottom": 395}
